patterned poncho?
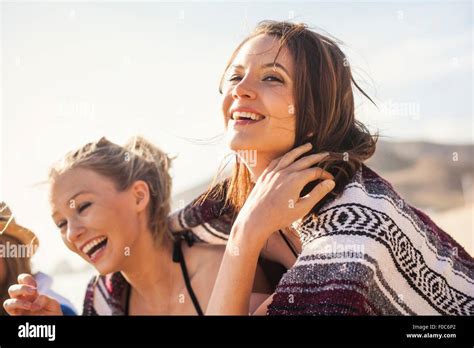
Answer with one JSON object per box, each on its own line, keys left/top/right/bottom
{"left": 82, "top": 272, "right": 129, "bottom": 315}
{"left": 169, "top": 164, "right": 474, "bottom": 315}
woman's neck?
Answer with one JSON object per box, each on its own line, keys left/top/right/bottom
{"left": 241, "top": 150, "right": 275, "bottom": 182}
{"left": 120, "top": 232, "right": 178, "bottom": 306}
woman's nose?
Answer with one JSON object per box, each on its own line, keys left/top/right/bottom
{"left": 232, "top": 77, "right": 257, "bottom": 100}
{"left": 66, "top": 220, "right": 86, "bottom": 244}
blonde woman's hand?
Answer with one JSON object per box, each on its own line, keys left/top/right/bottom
{"left": 233, "top": 143, "right": 335, "bottom": 248}
{"left": 3, "top": 273, "right": 63, "bottom": 316}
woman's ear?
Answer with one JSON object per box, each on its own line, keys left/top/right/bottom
{"left": 131, "top": 180, "right": 150, "bottom": 213}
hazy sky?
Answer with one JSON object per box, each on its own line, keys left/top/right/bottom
{"left": 1, "top": 0, "right": 472, "bottom": 273}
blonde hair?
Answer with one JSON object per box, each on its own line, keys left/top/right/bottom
{"left": 48, "top": 136, "right": 173, "bottom": 245}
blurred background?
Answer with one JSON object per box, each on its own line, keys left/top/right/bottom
{"left": 1, "top": 0, "right": 472, "bottom": 312}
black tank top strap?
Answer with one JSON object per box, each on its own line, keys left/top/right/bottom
{"left": 173, "top": 238, "right": 204, "bottom": 316}
{"left": 124, "top": 239, "right": 204, "bottom": 316}
{"left": 279, "top": 229, "right": 299, "bottom": 258}
{"left": 124, "top": 282, "right": 131, "bottom": 315}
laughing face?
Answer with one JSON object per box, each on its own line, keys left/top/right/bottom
{"left": 221, "top": 34, "right": 296, "bottom": 161}
{"left": 50, "top": 167, "right": 145, "bottom": 275}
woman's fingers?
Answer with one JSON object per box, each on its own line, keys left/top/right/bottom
{"left": 297, "top": 179, "right": 335, "bottom": 212}
{"left": 8, "top": 284, "right": 38, "bottom": 301}
{"left": 33, "top": 295, "right": 49, "bottom": 308}
{"left": 2, "top": 284, "right": 59, "bottom": 315}
{"left": 262, "top": 157, "right": 280, "bottom": 176}
{"left": 286, "top": 152, "right": 332, "bottom": 174}
{"left": 296, "top": 167, "right": 335, "bottom": 185}
{"left": 18, "top": 273, "right": 37, "bottom": 288}
{"left": 3, "top": 298, "right": 34, "bottom": 315}
{"left": 4, "top": 282, "right": 42, "bottom": 316}
{"left": 234, "top": 143, "right": 337, "bottom": 244}
{"left": 32, "top": 295, "right": 62, "bottom": 315}
{"left": 273, "top": 143, "right": 313, "bottom": 172}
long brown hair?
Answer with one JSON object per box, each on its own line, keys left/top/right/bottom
{"left": 205, "top": 20, "right": 377, "bottom": 217}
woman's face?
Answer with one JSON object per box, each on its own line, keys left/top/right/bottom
{"left": 50, "top": 168, "right": 144, "bottom": 275}
{"left": 221, "top": 34, "right": 296, "bottom": 161}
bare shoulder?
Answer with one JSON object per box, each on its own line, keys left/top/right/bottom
{"left": 182, "top": 243, "right": 226, "bottom": 276}
{"left": 180, "top": 243, "right": 226, "bottom": 311}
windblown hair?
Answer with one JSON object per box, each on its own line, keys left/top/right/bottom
{"left": 48, "top": 136, "right": 173, "bottom": 245}
{"left": 205, "top": 20, "right": 378, "bottom": 216}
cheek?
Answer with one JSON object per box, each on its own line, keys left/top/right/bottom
{"left": 267, "top": 88, "right": 294, "bottom": 116}
{"left": 61, "top": 234, "right": 78, "bottom": 254}
{"left": 276, "top": 92, "right": 296, "bottom": 133}
{"left": 266, "top": 112, "right": 296, "bottom": 154}
{"left": 221, "top": 93, "right": 233, "bottom": 126}
{"left": 108, "top": 201, "right": 140, "bottom": 244}
{"left": 91, "top": 197, "right": 128, "bottom": 232}
{"left": 267, "top": 93, "right": 296, "bottom": 130}
{"left": 271, "top": 122, "right": 296, "bottom": 152}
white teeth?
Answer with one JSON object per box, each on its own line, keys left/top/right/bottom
{"left": 82, "top": 236, "right": 107, "bottom": 255}
{"left": 232, "top": 111, "right": 264, "bottom": 121}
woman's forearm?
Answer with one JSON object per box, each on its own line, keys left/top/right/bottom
{"left": 206, "top": 223, "right": 266, "bottom": 315}
{"left": 205, "top": 145, "right": 335, "bottom": 315}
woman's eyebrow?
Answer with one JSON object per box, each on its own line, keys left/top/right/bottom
{"left": 230, "top": 63, "right": 291, "bottom": 77}
{"left": 51, "top": 190, "right": 91, "bottom": 218}
{"left": 68, "top": 190, "right": 90, "bottom": 202}
{"left": 261, "top": 62, "right": 290, "bottom": 76}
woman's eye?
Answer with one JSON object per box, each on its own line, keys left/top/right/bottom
{"left": 78, "top": 202, "right": 92, "bottom": 213}
{"left": 263, "top": 75, "right": 283, "bottom": 83}
{"left": 57, "top": 221, "right": 67, "bottom": 229}
{"left": 227, "top": 75, "right": 242, "bottom": 82}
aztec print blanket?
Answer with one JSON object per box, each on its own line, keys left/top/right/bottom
{"left": 168, "top": 164, "right": 474, "bottom": 315}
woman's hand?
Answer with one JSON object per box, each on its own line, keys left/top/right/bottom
{"left": 206, "top": 143, "right": 335, "bottom": 315}
{"left": 3, "top": 273, "right": 63, "bottom": 316}
{"left": 233, "top": 142, "right": 335, "bottom": 249}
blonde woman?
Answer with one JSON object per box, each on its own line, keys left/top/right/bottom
{"left": 4, "top": 136, "right": 305, "bottom": 315}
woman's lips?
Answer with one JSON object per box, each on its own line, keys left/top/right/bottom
{"left": 90, "top": 244, "right": 107, "bottom": 263}
{"left": 87, "top": 238, "right": 108, "bottom": 263}
{"left": 230, "top": 118, "right": 266, "bottom": 127}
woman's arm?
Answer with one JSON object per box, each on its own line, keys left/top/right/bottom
{"left": 252, "top": 294, "right": 275, "bottom": 316}
{"left": 206, "top": 144, "right": 335, "bottom": 315}
{"left": 206, "top": 223, "right": 265, "bottom": 315}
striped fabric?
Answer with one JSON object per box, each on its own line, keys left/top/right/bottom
{"left": 83, "top": 272, "right": 129, "bottom": 315}
{"left": 169, "top": 164, "right": 474, "bottom": 315}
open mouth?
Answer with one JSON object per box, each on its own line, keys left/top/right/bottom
{"left": 81, "top": 236, "right": 108, "bottom": 262}
{"left": 231, "top": 111, "right": 266, "bottom": 123}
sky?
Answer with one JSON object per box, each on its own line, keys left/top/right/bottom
{"left": 1, "top": 0, "right": 472, "bottom": 275}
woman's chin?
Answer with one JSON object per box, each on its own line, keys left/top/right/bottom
{"left": 94, "top": 260, "right": 119, "bottom": 276}
{"left": 86, "top": 250, "right": 120, "bottom": 275}
{"left": 227, "top": 137, "right": 260, "bottom": 152}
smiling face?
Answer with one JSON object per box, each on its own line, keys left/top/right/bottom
{"left": 50, "top": 167, "right": 146, "bottom": 275}
{"left": 221, "top": 34, "right": 296, "bottom": 160}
